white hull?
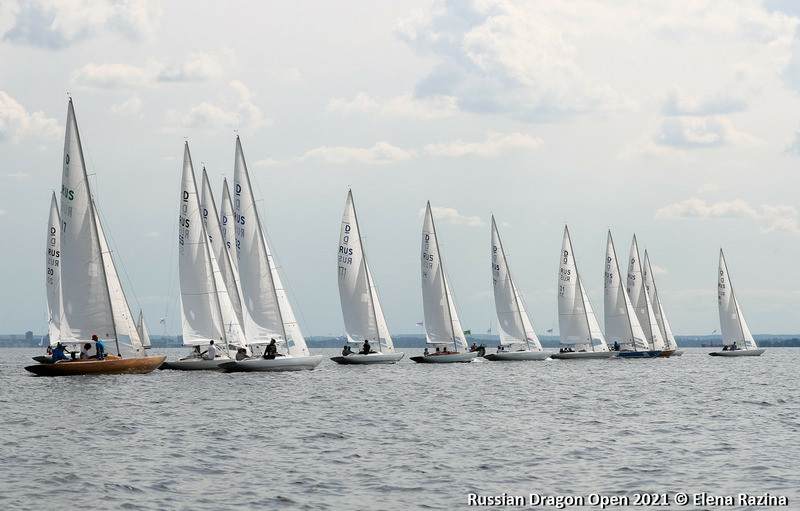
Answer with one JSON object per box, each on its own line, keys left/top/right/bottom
{"left": 160, "top": 357, "right": 232, "bottom": 371}
{"left": 709, "top": 349, "right": 765, "bottom": 357}
{"left": 330, "top": 352, "right": 405, "bottom": 364}
{"left": 550, "top": 351, "right": 616, "bottom": 360}
{"left": 224, "top": 355, "right": 324, "bottom": 371}
{"left": 672, "top": 349, "right": 685, "bottom": 356}
{"left": 410, "top": 352, "right": 478, "bottom": 363}
{"left": 484, "top": 351, "right": 550, "bottom": 361}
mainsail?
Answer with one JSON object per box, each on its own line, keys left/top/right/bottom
{"left": 46, "top": 192, "right": 66, "bottom": 345}
{"left": 626, "top": 235, "right": 666, "bottom": 350}
{"left": 643, "top": 250, "right": 678, "bottom": 351}
{"left": 604, "top": 231, "right": 648, "bottom": 351}
{"left": 718, "top": 249, "right": 757, "bottom": 349}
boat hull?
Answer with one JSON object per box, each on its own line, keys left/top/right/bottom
{"left": 617, "top": 350, "right": 662, "bottom": 358}
{"left": 25, "top": 356, "right": 166, "bottom": 376}
{"left": 550, "top": 351, "right": 616, "bottom": 360}
{"left": 32, "top": 355, "right": 53, "bottom": 363}
{"left": 410, "top": 352, "right": 478, "bottom": 363}
{"left": 330, "top": 352, "right": 405, "bottom": 364}
{"left": 221, "top": 355, "right": 324, "bottom": 372}
{"left": 159, "top": 357, "right": 232, "bottom": 370}
{"left": 484, "top": 351, "right": 550, "bottom": 361}
{"left": 709, "top": 349, "right": 765, "bottom": 357}
{"left": 672, "top": 349, "right": 685, "bottom": 356}
{"left": 657, "top": 349, "right": 677, "bottom": 357}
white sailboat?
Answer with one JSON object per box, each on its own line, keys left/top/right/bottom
{"left": 485, "top": 216, "right": 549, "bottom": 361}
{"left": 27, "top": 99, "right": 165, "bottom": 376}
{"left": 710, "top": 249, "right": 765, "bottom": 357}
{"left": 551, "top": 226, "right": 615, "bottom": 360}
{"left": 163, "top": 143, "right": 238, "bottom": 370}
{"left": 410, "top": 202, "right": 477, "bottom": 363}
{"left": 605, "top": 231, "right": 660, "bottom": 358}
{"left": 643, "top": 250, "right": 683, "bottom": 356}
{"left": 224, "top": 136, "right": 322, "bottom": 371}
{"left": 45, "top": 192, "right": 66, "bottom": 347}
{"left": 626, "top": 236, "right": 671, "bottom": 356}
{"left": 136, "top": 310, "right": 152, "bottom": 350}
{"left": 331, "top": 190, "right": 404, "bottom": 364}
{"left": 219, "top": 178, "right": 238, "bottom": 273}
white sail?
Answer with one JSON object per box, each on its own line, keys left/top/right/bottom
{"left": 421, "top": 202, "right": 468, "bottom": 351}
{"left": 220, "top": 178, "right": 238, "bottom": 272}
{"left": 718, "top": 249, "right": 757, "bottom": 349}
{"left": 643, "top": 250, "right": 678, "bottom": 350}
{"left": 338, "top": 190, "right": 394, "bottom": 352}
{"left": 46, "top": 192, "right": 66, "bottom": 345}
{"left": 233, "top": 137, "right": 310, "bottom": 356}
{"left": 558, "top": 226, "right": 608, "bottom": 352}
{"left": 93, "top": 201, "right": 144, "bottom": 356}
{"left": 136, "top": 309, "right": 152, "bottom": 349}
{"left": 200, "top": 168, "right": 247, "bottom": 348}
{"left": 59, "top": 99, "right": 116, "bottom": 344}
{"left": 604, "top": 231, "right": 649, "bottom": 351}
{"left": 490, "top": 216, "right": 542, "bottom": 350}
{"left": 177, "top": 143, "right": 227, "bottom": 346}
{"left": 626, "top": 236, "right": 665, "bottom": 350}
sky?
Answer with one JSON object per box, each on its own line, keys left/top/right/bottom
{"left": 2, "top": 0, "right": 800, "bottom": 338}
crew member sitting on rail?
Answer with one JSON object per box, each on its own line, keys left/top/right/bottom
{"left": 91, "top": 335, "right": 106, "bottom": 359}
{"left": 52, "top": 343, "right": 69, "bottom": 362}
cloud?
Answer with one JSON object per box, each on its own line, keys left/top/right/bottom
{"left": 783, "top": 125, "right": 800, "bottom": 155}
{"left": 423, "top": 131, "right": 542, "bottom": 157}
{"left": 71, "top": 62, "right": 155, "bottom": 90}
{"left": 161, "top": 81, "right": 270, "bottom": 133}
{"left": 656, "top": 197, "right": 800, "bottom": 235}
{"left": 420, "top": 206, "right": 484, "bottom": 226}
{"left": 110, "top": 96, "right": 143, "bottom": 116}
{"left": 653, "top": 116, "right": 759, "bottom": 148}
{"left": 295, "top": 141, "right": 412, "bottom": 165}
{"left": 660, "top": 84, "right": 748, "bottom": 116}
{"left": 395, "top": 1, "right": 635, "bottom": 120}
{"left": 0, "top": 91, "right": 60, "bottom": 143}
{"left": 2, "top": 0, "right": 161, "bottom": 49}
{"left": 157, "top": 48, "right": 235, "bottom": 83}
{"left": 326, "top": 92, "right": 459, "bottom": 120}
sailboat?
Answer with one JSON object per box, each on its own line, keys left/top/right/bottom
{"left": 222, "top": 136, "right": 323, "bottom": 371}
{"left": 26, "top": 99, "right": 165, "bottom": 376}
{"left": 643, "top": 250, "right": 683, "bottom": 356}
{"left": 709, "top": 249, "right": 765, "bottom": 357}
{"left": 484, "top": 216, "right": 549, "bottom": 361}
{"left": 136, "top": 310, "right": 152, "bottom": 350}
{"left": 625, "top": 235, "right": 671, "bottom": 356}
{"left": 551, "top": 226, "right": 615, "bottom": 360}
{"left": 161, "top": 143, "right": 243, "bottom": 370}
{"left": 331, "top": 190, "right": 404, "bottom": 364}
{"left": 605, "top": 231, "right": 661, "bottom": 358}
{"left": 410, "top": 202, "right": 477, "bottom": 363}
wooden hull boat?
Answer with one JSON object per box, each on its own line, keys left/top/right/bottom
{"left": 25, "top": 355, "right": 166, "bottom": 376}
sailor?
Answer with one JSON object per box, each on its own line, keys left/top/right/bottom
{"left": 205, "top": 340, "right": 217, "bottom": 360}
{"left": 613, "top": 341, "right": 620, "bottom": 351}
{"left": 342, "top": 344, "right": 353, "bottom": 356}
{"left": 235, "top": 348, "right": 248, "bottom": 361}
{"left": 92, "top": 335, "right": 106, "bottom": 359}
{"left": 361, "top": 339, "right": 371, "bottom": 354}
{"left": 264, "top": 339, "right": 278, "bottom": 359}
{"left": 496, "top": 344, "right": 504, "bottom": 352}
{"left": 423, "top": 347, "right": 429, "bottom": 356}
{"left": 470, "top": 342, "right": 477, "bottom": 351}
{"left": 731, "top": 341, "right": 738, "bottom": 351}
{"left": 80, "top": 343, "right": 91, "bottom": 359}
{"left": 52, "top": 343, "right": 69, "bottom": 362}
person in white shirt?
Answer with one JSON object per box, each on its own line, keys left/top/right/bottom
{"left": 80, "top": 343, "right": 91, "bottom": 360}
{"left": 205, "top": 340, "right": 217, "bottom": 360}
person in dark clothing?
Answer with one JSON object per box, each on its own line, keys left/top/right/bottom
{"left": 360, "top": 339, "right": 371, "bottom": 354}
{"left": 263, "top": 339, "right": 278, "bottom": 359}
{"left": 52, "top": 343, "right": 70, "bottom": 362}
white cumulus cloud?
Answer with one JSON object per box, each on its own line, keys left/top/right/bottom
{"left": 656, "top": 197, "right": 800, "bottom": 235}
{"left": 110, "top": 96, "right": 143, "bottom": 116}
{"left": 157, "top": 48, "right": 236, "bottom": 82}
{"left": 161, "top": 82, "right": 270, "bottom": 133}
{"left": 296, "top": 141, "right": 412, "bottom": 165}
{"left": 420, "top": 206, "right": 484, "bottom": 226}
{"left": 326, "top": 92, "right": 459, "bottom": 120}
{"left": 0, "top": 91, "right": 60, "bottom": 143}
{"left": 424, "top": 131, "right": 542, "bottom": 157}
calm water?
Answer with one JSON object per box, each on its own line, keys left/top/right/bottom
{"left": 1, "top": 348, "right": 797, "bottom": 510}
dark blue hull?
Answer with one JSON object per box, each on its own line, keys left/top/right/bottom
{"left": 617, "top": 350, "right": 662, "bottom": 358}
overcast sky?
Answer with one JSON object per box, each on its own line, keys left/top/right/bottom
{"left": 2, "top": 0, "right": 800, "bottom": 338}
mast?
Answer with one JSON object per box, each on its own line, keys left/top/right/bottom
{"left": 491, "top": 215, "right": 531, "bottom": 350}
{"left": 565, "top": 226, "right": 595, "bottom": 351}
